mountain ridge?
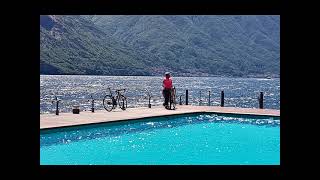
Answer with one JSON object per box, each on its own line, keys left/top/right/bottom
{"left": 40, "top": 15, "right": 280, "bottom": 77}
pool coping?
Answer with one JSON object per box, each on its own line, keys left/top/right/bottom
{"left": 40, "top": 105, "right": 280, "bottom": 131}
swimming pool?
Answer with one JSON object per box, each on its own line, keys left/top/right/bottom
{"left": 40, "top": 113, "right": 280, "bottom": 165}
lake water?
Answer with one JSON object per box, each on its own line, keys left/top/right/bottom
{"left": 40, "top": 75, "right": 280, "bottom": 114}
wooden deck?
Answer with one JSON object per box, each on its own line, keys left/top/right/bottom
{"left": 40, "top": 105, "right": 280, "bottom": 130}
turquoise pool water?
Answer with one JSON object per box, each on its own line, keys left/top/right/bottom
{"left": 40, "top": 113, "right": 280, "bottom": 165}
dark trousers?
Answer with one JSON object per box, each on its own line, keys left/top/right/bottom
{"left": 163, "top": 89, "right": 171, "bottom": 106}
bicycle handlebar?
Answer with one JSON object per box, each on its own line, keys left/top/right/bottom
{"left": 115, "top": 89, "right": 126, "bottom": 92}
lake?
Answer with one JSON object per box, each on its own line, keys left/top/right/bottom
{"left": 40, "top": 75, "right": 280, "bottom": 114}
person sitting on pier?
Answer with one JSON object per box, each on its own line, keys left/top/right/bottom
{"left": 162, "top": 72, "right": 173, "bottom": 109}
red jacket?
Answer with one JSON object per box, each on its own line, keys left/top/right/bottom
{"left": 163, "top": 78, "right": 173, "bottom": 89}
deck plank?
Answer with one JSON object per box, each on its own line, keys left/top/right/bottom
{"left": 40, "top": 105, "right": 280, "bottom": 129}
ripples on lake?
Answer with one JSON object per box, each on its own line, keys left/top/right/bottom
{"left": 40, "top": 75, "right": 280, "bottom": 114}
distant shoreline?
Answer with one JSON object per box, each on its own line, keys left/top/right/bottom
{"left": 40, "top": 74, "right": 280, "bottom": 79}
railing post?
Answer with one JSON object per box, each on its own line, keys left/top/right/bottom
{"left": 147, "top": 91, "right": 151, "bottom": 108}
{"left": 259, "top": 92, "right": 264, "bottom": 109}
{"left": 89, "top": 95, "right": 95, "bottom": 112}
{"left": 208, "top": 90, "right": 211, "bottom": 106}
{"left": 199, "top": 90, "right": 202, "bottom": 106}
{"left": 52, "top": 96, "right": 61, "bottom": 115}
{"left": 186, "top": 89, "right": 188, "bottom": 105}
{"left": 56, "top": 100, "right": 59, "bottom": 115}
{"left": 220, "top": 90, "right": 224, "bottom": 107}
{"left": 148, "top": 95, "right": 151, "bottom": 108}
{"left": 91, "top": 100, "right": 95, "bottom": 112}
{"left": 179, "top": 95, "right": 182, "bottom": 105}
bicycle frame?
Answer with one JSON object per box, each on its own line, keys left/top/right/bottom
{"left": 115, "top": 89, "right": 126, "bottom": 100}
{"left": 107, "top": 88, "right": 126, "bottom": 106}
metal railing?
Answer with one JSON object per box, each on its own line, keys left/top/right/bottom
{"left": 42, "top": 89, "right": 266, "bottom": 115}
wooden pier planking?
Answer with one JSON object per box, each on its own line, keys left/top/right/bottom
{"left": 40, "top": 105, "right": 280, "bottom": 130}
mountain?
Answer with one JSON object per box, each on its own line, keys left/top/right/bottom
{"left": 40, "top": 15, "right": 163, "bottom": 75}
{"left": 41, "top": 15, "right": 280, "bottom": 77}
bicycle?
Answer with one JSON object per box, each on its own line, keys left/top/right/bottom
{"left": 103, "top": 88, "right": 127, "bottom": 112}
{"left": 168, "top": 87, "right": 176, "bottom": 110}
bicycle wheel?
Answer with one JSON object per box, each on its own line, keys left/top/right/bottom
{"left": 118, "top": 95, "right": 127, "bottom": 110}
{"left": 171, "top": 88, "right": 176, "bottom": 110}
{"left": 103, "top": 95, "right": 114, "bottom": 112}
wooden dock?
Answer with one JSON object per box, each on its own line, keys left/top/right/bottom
{"left": 40, "top": 105, "right": 280, "bottom": 130}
